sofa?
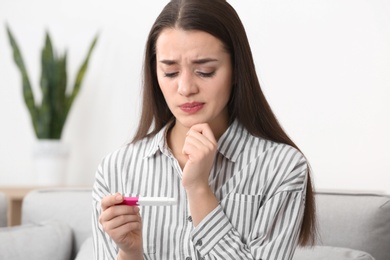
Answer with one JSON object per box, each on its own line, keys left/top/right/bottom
{"left": 0, "top": 188, "right": 389, "bottom": 260}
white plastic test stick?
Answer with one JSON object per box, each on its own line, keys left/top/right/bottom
{"left": 122, "top": 196, "right": 177, "bottom": 206}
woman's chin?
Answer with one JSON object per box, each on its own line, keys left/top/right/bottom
{"left": 175, "top": 117, "right": 208, "bottom": 129}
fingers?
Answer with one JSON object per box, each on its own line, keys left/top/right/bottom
{"left": 101, "top": 193, "right": 124, "bottom": 211}
{"left": 187, "top": 123, "right": 217, "bottom": 145}
{"left": 181, "top": 124, "right": 217, "bottom": 190}
{"left": 182, "top": 124, "right": 217, "bottom": 158}
{"left": 108, "top": 220, "right": 142, "bottom": 243}
{"left": 99, "top": 194, "right": 143, "bottom": 253}
{"left": 100, "top": 193, "right": 141, "bottom": 226}
{"left": 102, "top": 209, "right": 141, "bottom": 231}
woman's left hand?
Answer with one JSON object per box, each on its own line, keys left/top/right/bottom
{"left": 181, "top": 123, "right": 217, "bottom": 192}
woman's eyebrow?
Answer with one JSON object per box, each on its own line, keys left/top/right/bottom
{"left": 159, "top": 58, "right": 218, "bottom": 65}
{"left": 192, "top": 58, "right": 218, "bottom": 64}
{"left": 159, "top": 59, "right": 176, "bottom": 65}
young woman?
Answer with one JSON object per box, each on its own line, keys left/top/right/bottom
{"left": 92, "top": 0, "right": 316, "bottom": 259}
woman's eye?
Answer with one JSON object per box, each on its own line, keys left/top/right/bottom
{"left": 163, "top": 71, "right": 215, "bottom": 78}
{"left": 164, "top": 72, "right": 178, "bottom": 78}
{"left": 197, "top": 71, "right": 215, "bottom": 78}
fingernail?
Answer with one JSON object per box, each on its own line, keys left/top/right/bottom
{"left": 115, "top": 194, "right": 122, "bottom": 201}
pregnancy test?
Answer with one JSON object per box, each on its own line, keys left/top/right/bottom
{"left": 121, "top": 196, "right": 177, "bottom": 206}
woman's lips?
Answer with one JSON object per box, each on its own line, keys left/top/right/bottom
{"left": 179, "top": 102, "right": 204, "bottom": 113}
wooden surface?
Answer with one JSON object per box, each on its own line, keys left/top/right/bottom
{"left": 0, "top": 186, "right": 49, "bottom": 226}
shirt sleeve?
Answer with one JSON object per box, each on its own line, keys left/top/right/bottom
{"left": 92, "top": 161, "right": 120, "bottom": 260}
{"left": 191, "top": 157, "right": 307, "bottom": 260}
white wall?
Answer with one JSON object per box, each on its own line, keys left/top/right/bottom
{"left": 0, "top": 1, "right": 389, "bottom": 193}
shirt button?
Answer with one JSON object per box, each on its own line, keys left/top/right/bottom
{"left": 185, "top": 257, "right": 192, "bottom": 260}
{"left": 187, "top": 216, "right": 192, "bottom": 222}
{"left": 196, "top": 239, "right": 203, "bottom": 246}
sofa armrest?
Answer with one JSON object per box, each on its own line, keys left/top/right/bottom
{"left": 75, "top": 236, "right": 93, "bottom": 260}
{"left": 0, "top": 221, "right": 72, "bottom": 260}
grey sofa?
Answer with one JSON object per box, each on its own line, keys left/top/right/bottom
{"left": 293, "top": 191, "right": 390, "bottom": 260}
{"left": 0, "top": 188, "right": 92, "bottom": 260}
{"left": 0, "top": 188, "right": 389, "bottom": 260}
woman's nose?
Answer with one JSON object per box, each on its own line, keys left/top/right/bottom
{"left": 178, "top": 71, "right": 198, "bottom": 96}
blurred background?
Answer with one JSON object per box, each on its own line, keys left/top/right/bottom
{"left": 0, "top": 0, "right": 389, "bottom": 193}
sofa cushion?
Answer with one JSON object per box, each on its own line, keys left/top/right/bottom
{"left": 0, "top": 221, "right": 72, "bottom": 260}
{"left": 75, "top": 236, "right": 93, "bottom": 260}
{"left": 315, "top": 192, "right": 390, "bottom": 260}
{"left": 21, "top": 188, "right": 92, "bottom": 259}
{"left": 293, "top": 246, "right": 375, "bottom": 260}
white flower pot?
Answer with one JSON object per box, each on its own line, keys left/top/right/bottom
{"left": 32, "top": 140, "right": 70, "bottom": 185}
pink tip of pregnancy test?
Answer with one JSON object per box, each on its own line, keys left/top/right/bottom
{"left": 121, "top": 197, "right": 139, "bottom": 206}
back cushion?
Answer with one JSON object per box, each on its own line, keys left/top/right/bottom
{"left": 21, "top": 188, "right": 93, "bottom": 259}
{"left": 315, "top": 192, "right": 390, "bottom": 260}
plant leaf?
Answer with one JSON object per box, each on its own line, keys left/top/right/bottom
{"left": 52, "top": 52, "right": 67, "bottom": 138}
{"left": 6, "top": 24, "right": 39, "bottom": 137}
{"left": 39, "top": 31, "right": 56, "bottom": 138}
{"left": 65, "top": 34, "right": 98, "bottom": 117}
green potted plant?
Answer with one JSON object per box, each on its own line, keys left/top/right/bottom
{"left": 6, "top": 25, "right": 98, "bottom": 185}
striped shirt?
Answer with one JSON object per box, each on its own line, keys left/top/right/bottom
{"left": 92, "top": 120, "right": 307, "bottom": 260}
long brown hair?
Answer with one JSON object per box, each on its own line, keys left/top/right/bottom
{"left": 133, "top": 0, "right": 316, "bottom": 246}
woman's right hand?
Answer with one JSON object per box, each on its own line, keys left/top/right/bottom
{"left": 99, "top": 193, "right": 143, "bottom": 258}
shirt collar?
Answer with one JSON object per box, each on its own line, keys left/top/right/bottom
{"left": 144, "top": 121, "right": 174, "bottom": 158}
{"left": 144, "top": 119, "right": 248, "bottom": 163}
{"left": 217, "top": 120, "right": 247, "bottom": 162}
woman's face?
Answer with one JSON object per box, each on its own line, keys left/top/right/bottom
{"left": 156, "top": 28, "right": 233, "bottom": 133}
